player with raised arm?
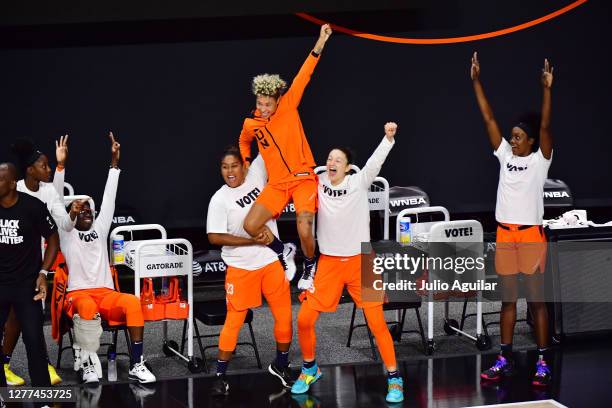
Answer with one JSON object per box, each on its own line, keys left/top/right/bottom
{"left": 60, "top": 133, "right": 156, "bottom": 385}
{"left": 472, "top": 52, "right": 554, "bottom": 387}
{"left": 239, "top": 24, "right": 333, "bottom": 290}
{"left": 291, "top": 123, "right": 404, "bottom": 403}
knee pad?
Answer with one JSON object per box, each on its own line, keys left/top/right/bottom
{"left": 72, "top": 313, "right": 102, "bottom": 354}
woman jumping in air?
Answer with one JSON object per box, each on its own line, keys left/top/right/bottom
{"left": 239, "top": 24, "right": 333, "bottom": 289}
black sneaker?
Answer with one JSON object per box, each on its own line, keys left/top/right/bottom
{"left": 268, "top": 362, "right": 295, "bottom": 388}
{"left": 480, "top": 355, "right": 515, "bottom": 381}
{"left": 532, "top": 360, "right": 551, "bottom": 387}
{"left": 210, "top": 375, "right": 230, "bottom": 396}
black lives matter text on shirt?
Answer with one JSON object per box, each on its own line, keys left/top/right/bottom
{"left": 0, "top": 192, "right": 57, "bottom": 287}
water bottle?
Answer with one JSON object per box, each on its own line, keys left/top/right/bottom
{"left": 399, "top": 219, "right": 412, "bottom": 245}
{"left": 112, "top": 235, "right": 125, "bottom": 265}
{"left": 107, "top": 349, "right": 117, "bottom": 382}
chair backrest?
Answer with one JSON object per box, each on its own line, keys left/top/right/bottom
{"left": 64, "top": 181, "right": 75, "bottom": 197}
{"left": 368, "top": 177, "right": 390, "bottom": 240}
{"left": 193, "top": 249, "right": 226, "bottom": 287}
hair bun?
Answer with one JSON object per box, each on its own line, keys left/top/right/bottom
{"left": 11, "top": 138, "right": 36, "bottom": 160}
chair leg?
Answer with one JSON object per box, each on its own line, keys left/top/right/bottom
{"left": 247, "top": 322, "right": 262, "bottom": 369}
{"left": 123, "top": 329, "right": 132, "bottom": 360}
{"left": 482, "top": 316, "right": 490, "bottom": 337}
{"left": 397, "top": 309, "right": 408, "bottom": 342}
{"left": 414, "top": 308, "right": 427, "bottom": 354}
{"left": 346, "top": 303, "right": 357, "bottom": 347}
{"left": 56, "top": 333, "right": 64, "bottom": 369}
{"left": 111, "top": 330, "right": 119, "bottom": 353}
{"left": 180, "top": 319, "right": 187, "bottom": 355}
{"left": 362, "top": 310, "right": 378, "bottom": 361}
{"left": 460, "top": 299, "right": 469, "bottom": 331}
{"left": 192, "top": 320, "right": 208, "bottom": 373}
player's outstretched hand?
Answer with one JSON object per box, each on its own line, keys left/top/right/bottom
{"left": 109, "top": 132, "right": 120, "bottom": 167}
{"left": 471, "top": 51, "right": 481, "bottom": 80}
{"left": 384, "top": 122, "right": 398, "bottom": 141}
{"left": 542, "top": 58, "right": 554, "bottom": 89}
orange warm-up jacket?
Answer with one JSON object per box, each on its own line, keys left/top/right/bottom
{"left": 239, "top": 52, "right": 320, "bottom": 185}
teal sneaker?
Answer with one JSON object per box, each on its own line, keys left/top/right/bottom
{"left": 386, "top": 377, "right": 404, "bottom": 403}
{"left": 291, "top": 365, "right": 322, "bottom": 394}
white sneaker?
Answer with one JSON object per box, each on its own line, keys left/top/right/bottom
{"left": 281, "top": 243, "right": 297, "bottom": 281}
{"left": 297, "top": 260, "right": 316, "bottom": 290}
{"left": 128, "top": 357, "right": 157, "bottom": 384}
{"left": 81, "top": 358, "right": 100, "bottom": 385}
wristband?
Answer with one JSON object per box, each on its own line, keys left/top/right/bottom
{"left": 39, "top": 269, "right": 49, "bottom": 277}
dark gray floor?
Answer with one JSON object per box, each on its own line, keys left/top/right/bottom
{"left": 6, "top": 298, "right": 538, "bottom": 386}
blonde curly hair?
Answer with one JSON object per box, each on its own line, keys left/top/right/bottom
{"left": 252, "top": 74, "right": 287, "bottom": 98}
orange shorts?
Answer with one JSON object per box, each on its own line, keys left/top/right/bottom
{"left": 303, "top": 254, "right": 384, "bottom": 312}
{"left": 225, "top": 260, "right": 290, "bottom": 311}
{"left": 64, "top": 287, "right": 144, "bottom": 327}
{"left": 255, "top": 176, "right": 318, "bottom": 218}
{"left": 495, "top": 224, "right": 547, "bottom": 276}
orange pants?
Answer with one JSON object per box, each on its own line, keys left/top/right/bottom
{"left": 495, "top": 224, "right": 547, "bottom": 275}
{"left": 64, "top": 287, "right": 144, "bottom": 327}
{"left": 219, "top": 261, "right": 292, "bottom": 352}
{"left": 298, "top": 254, "right": 396, "bottom": 369}
{"left": 303, "top": 254, "right": 383, "bottom": 312}
{"left": 256, "top": 177, "right": 317, "bottom": 218}
{"left": 297, "top": 301, "right": 397, "bottom": 369}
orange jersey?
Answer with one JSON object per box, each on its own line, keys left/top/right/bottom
{"left": 239, "top": 52, "right": 319, "bottom": 185}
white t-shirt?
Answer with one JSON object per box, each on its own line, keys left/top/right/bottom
{"left": 17, "top": 171, "right": 75, "bottom": 233}
{"left": 61, "top": 169, "right": 120, "bottom": 291}
{"left": 494, "top": 138, "right": 552, "bottom": 225}
{"left": 206, "top": 156, "right": 279, "bottom": 270}
{"left": 317, "top": 137, "right": 395, "bottom": 256}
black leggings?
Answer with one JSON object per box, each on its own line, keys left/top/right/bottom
{"left": 499, "top": 273, "right": 549, "bottom": 348}
{"left": 0, "top": 286, "right": 50, "bottom": 387}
